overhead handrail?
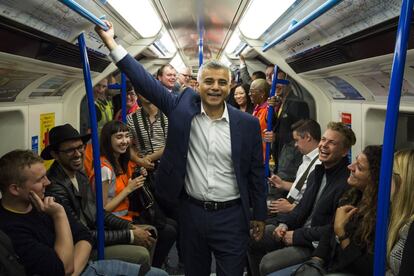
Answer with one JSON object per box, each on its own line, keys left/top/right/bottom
{"left": 235, "top": 43, "right": 248, "bottom": 57}
{"left": 78, "top": 33, "right": 105, "bottom": 259}
{"left": 58, "top": 0, "right": 109, "bottom": 31}
{"left": 373, "top": 0, "right": 413, "bottom": 275}
{"left": 262, "top": 0, "right": 343, "bottom": 52}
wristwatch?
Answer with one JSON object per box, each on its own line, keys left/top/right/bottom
{"left": 335, "top": 233, "right": 348, "bottom": 244}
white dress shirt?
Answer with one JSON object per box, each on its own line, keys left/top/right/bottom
{"left": 185, "top": 103, "right": 239, "bottom": 201}
{"left": 286, "top": 147, "right": 321, "bottom": 203}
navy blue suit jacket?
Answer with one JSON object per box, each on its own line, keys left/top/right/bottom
{"left": 117, "top": 54, "right": 267, "bottom": 223}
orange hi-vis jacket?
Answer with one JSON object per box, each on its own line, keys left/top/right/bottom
{"left": 85, "top": 152, "right": 137, "bottom": 222}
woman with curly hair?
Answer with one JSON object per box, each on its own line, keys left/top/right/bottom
{"left": 269, "top": 145, "right": 382, "bottom": 276}
{"left": 387, "top": 149, "right": 414, "bottom": 276}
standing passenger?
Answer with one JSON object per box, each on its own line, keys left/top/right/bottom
{"left": 268, "top": 71, "right": 309, "bottom": 170}
{"left": 234, "top": 83, "right": 254, "bottom": 114}
{"left": 113, "top": 81, "right": 139, "bottom": 121}
{"left": 156, "top": 64, "right": 179, "bottom": 95}
{"left": 95, "top": 21, "right": 267, "bottom": 276}
{"left": 250, "top": 78, "right": 270, "bottom": 160}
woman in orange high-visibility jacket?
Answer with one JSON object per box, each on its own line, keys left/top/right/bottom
{"left": 98, "top": 120, "right": 145, "bottom": 221}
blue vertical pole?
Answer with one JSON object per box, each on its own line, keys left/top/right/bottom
{"left": 197, "top": 1, "right": 204, "bottom": 67}
{"left": 198, "top": 30, "right": 204, "bottom": 67}
{"left": 373, "top": 0, "right": 413, "bottom": 275}
{"left": 78, "top": 33, "right": 105, "bottom": 259}
{"left": 265, "top": 65, "right": 279, "bottom": 179}
{"left": 121, "top": 73, "right": 127, "bottom": 123}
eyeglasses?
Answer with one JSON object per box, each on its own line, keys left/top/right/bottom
{"left": 58, "top": 144, "right": 86, "bottom": 155}
{"left": 181, "top": 73, "right": 191, "bottom": 78}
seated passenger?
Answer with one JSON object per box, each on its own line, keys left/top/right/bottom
{"left": 42, "top": 123, "right": 154, "bottom": 266}
{"left": 0, "top": 150, "right": 167, "bottom": 276}
{"left": 268, "top": 119, "right": 321, "bottom": 215}
{"left": 98, "top": 120, "right": 176, "bottom": 268}
{"left": 248, "top": 122, "right": 356, "bottom": 276}
{"left": 387, "top": 149, "right": 414, "bottom": 276}
{"left": 270, "top": 145, "right": 382, "bottom": 276}
{"left": 234, "top": 83, "right": 254, "bottom": 114}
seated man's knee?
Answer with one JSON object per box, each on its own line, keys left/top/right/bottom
{"left": 260, "top": 253, "right": 278, "bottom": 276}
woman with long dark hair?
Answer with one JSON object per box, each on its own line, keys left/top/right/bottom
{"left": 234, "top": 83, "right": 254, "bottom": 114}
{"left": 99, "top": 120, "right": 177, "bottom": 269}
{"left": 99, "top": 120, "right": 145, "bottom": 221}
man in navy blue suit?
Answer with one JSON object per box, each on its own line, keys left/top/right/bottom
{"left": 96, "top": 21, "right": 267, "bottom": 276}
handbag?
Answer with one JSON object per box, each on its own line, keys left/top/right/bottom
{"left": 130, "top": 170, "right": 167, "bottom": 229}
{"left": 291, "top": 259, "right": 326, "bottom": 276}
{"left": 129, "top": 169, "right": 154, "bottom": 213}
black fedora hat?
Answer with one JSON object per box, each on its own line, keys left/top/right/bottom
{"left": 40, "top": 124, "right": 91, "bottom": 160}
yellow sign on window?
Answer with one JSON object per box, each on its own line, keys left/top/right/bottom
{"left": 40, "top": 113, "right": 55, "bottom": 168}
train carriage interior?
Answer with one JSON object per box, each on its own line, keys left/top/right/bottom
{"left": 0, "top": 0, "right": 413, "bottom": 275}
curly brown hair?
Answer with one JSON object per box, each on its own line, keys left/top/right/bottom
{"left": 346, "top": 145, "right": 382, "bottom": 251}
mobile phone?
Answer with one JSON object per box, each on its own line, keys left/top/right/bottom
{"left": 132, "top": 167, "right": 141, "bottom": 179}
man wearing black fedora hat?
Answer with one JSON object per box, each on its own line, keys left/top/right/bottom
{"left": 42, "top": 123, "right": 156, "bottom": 266}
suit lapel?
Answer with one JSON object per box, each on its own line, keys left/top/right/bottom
{"left": 228, "top": 108, "right": 242, "bottom": 171}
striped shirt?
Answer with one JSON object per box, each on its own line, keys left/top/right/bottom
{"left": 126, "top": 108, "right": 168, "bottom": 156}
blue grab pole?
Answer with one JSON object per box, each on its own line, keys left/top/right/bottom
{"left": 197, "top": 4, "right": 204, "bottom": 67}
{"left": 121, "top": 73, "right": 127, "bottom": 123}
{"left": 263, "top": 0, "right": 343, "bottom": 52}
{"left": 78, "top": 33, "right": 105, "bottom": 260}
{"left": 374, "top": 0, "right": 413, "bottom": 275}
{"left": 198, "top": 32, "right": 204, "bottom": 67}
{"left": 58, "top": 0, "right": 108, "bottom": 31}
{"left": 264, "top": 65, "right": 279, "bottom": 179}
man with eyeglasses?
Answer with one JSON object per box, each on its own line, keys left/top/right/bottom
{"left": 176, "top": 67, "right": 192, "bottom": 90}
{"left": 42, "top": 124, "right": 156, "bottom": 267}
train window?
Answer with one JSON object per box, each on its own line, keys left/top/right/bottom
{"left": 365, "top": 109, "right": 414, "bottom": 150}
{"left": 0, "top": 69, "right": 45, "bottom": 102}
{"left": 0, "top": 110, "right": 25, "bottom": 156}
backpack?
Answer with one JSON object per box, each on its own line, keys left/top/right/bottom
{"left": 0, "top": 230, "right": 26, "bottom": 276}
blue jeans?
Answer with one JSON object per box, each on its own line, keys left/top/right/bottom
{"left": 81, "top": 259, "right": 168, "bottom": 276}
